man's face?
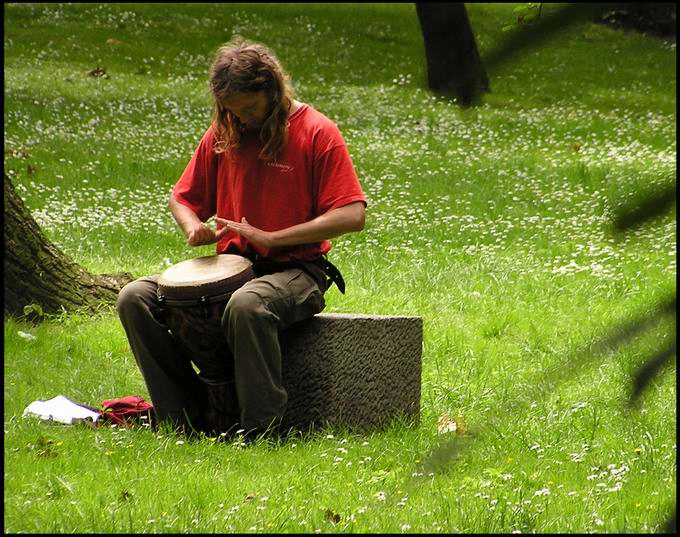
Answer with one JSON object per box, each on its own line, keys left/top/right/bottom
{"left": 223, "top": 91, "right": 271, "bottom": 129}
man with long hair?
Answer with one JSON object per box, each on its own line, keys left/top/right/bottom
{"left": 116, "top": 38, "right": 366, "bottom": 441}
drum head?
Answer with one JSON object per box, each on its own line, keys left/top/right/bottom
{"left": 158, "top": 254, "right": 255, "bottom": 304}
{"left": 159, "top": 254, "right": 252, "bottom": 287}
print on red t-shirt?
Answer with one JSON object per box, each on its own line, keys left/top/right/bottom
{"left": 173, "top": 104, "right": 366, "bottom": 262}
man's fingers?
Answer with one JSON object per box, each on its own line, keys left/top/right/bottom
{"left": 216, "top": 217, "right": 248, "bottom": 228}
{"left": 188, "top": 223, "right": 223, "bottom": 246}
{"left": 200, "top": 225, "right": 217, "bottom": 242}
{"left": 215, "top": 226, "right": 230, "bottom": 240}
{"left": 215, "top": 218, "right": 239, "bottom": 234}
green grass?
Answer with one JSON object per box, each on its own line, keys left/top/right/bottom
{"left": 4, "top": 2, "right": 676, "bottom": 533}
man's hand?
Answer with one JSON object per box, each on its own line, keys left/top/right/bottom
{"left": 215, "top": 217, "right": 275, "bottom": 248}
{"left": 186, "top": 222, "right": 230, "bottom": 247}
{"left": 168, "top": 195, "right": 231, "bottom": 247}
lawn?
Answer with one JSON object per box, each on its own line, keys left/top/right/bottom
{"left": 4, "top": 3, "right": 676, "bottom": 533}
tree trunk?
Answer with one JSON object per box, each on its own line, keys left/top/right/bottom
{"left": 4, "top": 174, "right": 134, "bottom": 317}
{"left": 415, "top": 2, "right": 490, "bottom": 106}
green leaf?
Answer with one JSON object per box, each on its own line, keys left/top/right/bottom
{"left": 23, "top": 303, "right": 44, "bottom": 318}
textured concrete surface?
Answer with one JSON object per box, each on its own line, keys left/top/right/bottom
{"left": 279, "top": 313, "right": 423, "bottom": 432}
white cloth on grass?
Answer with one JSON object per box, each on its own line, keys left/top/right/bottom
{"left": 23, "top": 395, "right": 100, "bottom": 425}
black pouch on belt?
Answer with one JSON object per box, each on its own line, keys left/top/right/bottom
{"left": 314, "top": 256, "right": 346, "bottom": 294}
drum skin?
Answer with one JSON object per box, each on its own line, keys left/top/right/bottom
{"left": 157, "top": 254, "right": 255, "bottom": 306}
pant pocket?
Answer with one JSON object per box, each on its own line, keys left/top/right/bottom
{"left": 235, "top": 269, "right": 326, "bottom": 330}
{"left": 285, "top": 270, "right": 326, "bottom": 327}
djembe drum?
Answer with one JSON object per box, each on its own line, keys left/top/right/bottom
{"left": 157, "top": 254, "right": 256, "bottom": 435}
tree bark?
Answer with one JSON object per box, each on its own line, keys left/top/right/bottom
{"left": 415, "top": 2, "right": 490, "bottom": 106}
{"left": 4, "top": 174, "right": 134, "bottom": 317}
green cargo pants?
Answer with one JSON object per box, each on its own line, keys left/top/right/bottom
{"left": 116, "top": 264, "right": 327, "bottom": 434}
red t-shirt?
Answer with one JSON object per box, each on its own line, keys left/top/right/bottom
{"left": 173, "top": 104, "right": 366, "bottom": 262}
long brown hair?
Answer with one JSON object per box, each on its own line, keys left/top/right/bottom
{"left": 209, "top": 37, "right": 295, "bottom": 161}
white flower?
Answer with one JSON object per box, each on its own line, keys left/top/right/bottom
{"left": 17, "top": 331, "right": 37, "bottom": 341}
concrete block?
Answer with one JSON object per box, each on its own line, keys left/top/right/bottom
{"left": 279, "top": 313, "right": 423, "bottom": 431}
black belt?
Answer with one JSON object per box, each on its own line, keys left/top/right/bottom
{"left": 243, "top": 253, "right": 346, "bottom": 294}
